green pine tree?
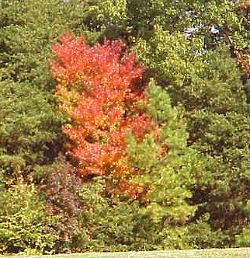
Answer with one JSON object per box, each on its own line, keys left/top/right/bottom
{"left": 125, "top": 79, "right": 201, "bottom": 248}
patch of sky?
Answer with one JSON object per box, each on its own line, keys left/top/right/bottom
{"left": 185, "top": 25, "right": 219, "bottom": 38}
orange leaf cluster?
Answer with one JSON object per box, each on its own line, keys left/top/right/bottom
{"left": 230, "top": 45, "right": 250, "bottom": 79}
{"left": 234, "top": 50, "right": 250, "bottom": 75}
{"left": 50, "top": 34, "right": 154, "bottom": 196}
{"left": 238, "top": 1, "right": 250, "bottom": 11}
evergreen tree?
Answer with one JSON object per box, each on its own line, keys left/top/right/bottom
{"left": 187, "top": 49, "right": 250, "bottom": 244}
{"left": 0, "top": 0, "right": 98, "bottom": 182}
{"left": 126, "top": 79, "right": 197, "bottom": 224}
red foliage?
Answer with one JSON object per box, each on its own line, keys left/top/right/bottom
{"left": 50, "top": 34, "right": 154, "bottom": 197}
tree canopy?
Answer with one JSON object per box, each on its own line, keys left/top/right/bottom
{"left": 0, "top": 0, "right": 249, "bottom": 254}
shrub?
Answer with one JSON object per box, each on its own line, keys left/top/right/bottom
{"left": 41, "top": 156, "right": 83, "bottom": 253}
{"left": 0, "top": 180, "right": 57, "bottom": 254}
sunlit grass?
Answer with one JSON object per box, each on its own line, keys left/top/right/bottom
{"left": 19, "top": 248, "right": 249, "bottom": 258}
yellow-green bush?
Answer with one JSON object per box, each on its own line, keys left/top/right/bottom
{"left": 0, "top": 180, "right": 58, "bottom": 254}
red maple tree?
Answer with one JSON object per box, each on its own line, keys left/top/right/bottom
{"left": 50, "top": 34, "right": 156, "bottom": 197}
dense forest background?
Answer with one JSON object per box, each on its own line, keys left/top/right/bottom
{"left": 0, "top": 0, "right": 249, "bottom": 254}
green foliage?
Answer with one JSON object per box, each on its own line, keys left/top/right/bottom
{"left": 45, "top": 177, "right": 156, "bottom": 252}
{"left": 235, "top": 226, "right": 250, "bottom": 247}
{"left": 0, "top": 0, "right": 101, "bottom": 183}
{"left": 0, "top": 180, "right": 58, "bottom": 254}
{"left": 160, "top": 220, "right": 227, "bottom": 250}
{"left": 76, "top": 181, "right": 143, "bottom": 252}
{"left": 0, "top": 80, "right": 63, "bottom": 182}
{"left": 0, "top": 0, "right": 94, "bottom": 85}
{"left": 0, "top": 0, "right": 102, "bottom": 254}
{"left": 67, "top": 180, "right": 197, "bottom": 252}
{"left": 90, "top": 0, "right": 250, "bottom": 247}
{"left": 93, "top": 0, "right": 240, "bottom": 44}
{"left": 40, "top": 158, "right": 155, "bottom": 252}
{"left": 133, "top": 29, "right": 250, "bottom": 243}
{"left": 186, "top": 49, "right": 250, "bottom": 241}
{"left": 126, "top": 79, "right": 197, "bottom": 228}
{"left": 0, "top": 0, "right": 249, "bottom": 253}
